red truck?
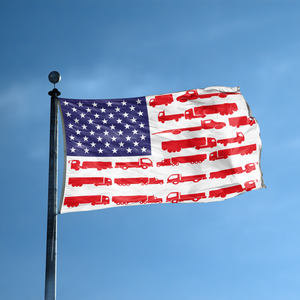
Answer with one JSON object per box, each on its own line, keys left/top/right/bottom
{"left": 149, "top": 94, "right": 173, "bottom": 107}
{"left": 185, "top": 103, "right": 238, "bottom": 119}
{"left": 69, "top": 160, "right": 113, "bottom": 171}
{"left": 217, "top": 132, "right": 244, "bottom": 146}
{"left": 209, "top": 144, "right": 256, "bottom": 161}
{"left": 167, "top": 173, "right": 207, "bottom": 184}
{"left": 166, "top": 191, "right": 206, "bottom": 203}
{"left": 158, "top": 110, "right": 184, "bottom": 123}
{"left": 162, "top": 137, "right": 217, "bottom": 153}
{"left": 176, "top": 89, "right": 232, "bottom": 102}
{"left": 114, "top": 177, "right": 163, "bottom": 186}
{"left": 152, "top": 119, "right": 226, "bottom": 135}
{"left": 209, "top": 163, "right": 257, "bottom": 179}
{"left": 209, "top": 180, "right": 257, "bottom": 198}
{"left": 115, "top": 158, "right": 153, "bottom": 170}
{"left": 64, "top": 195, "right": 109, "bottom": 207}
{"left": 68, "top": 177, "right": 112, "bottom": 187}
{"left": 112, "top": 195, "right": 163, "bottom": 205}
{"left": 157, "top": 154, "right": 207, "bottom": 167}
{"left": 229, "top": 116, "right": 256, "bottom": 128}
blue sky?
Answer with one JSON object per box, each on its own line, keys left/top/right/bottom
{"left": 1, "top": 0, "right": 300, "bottom": 299}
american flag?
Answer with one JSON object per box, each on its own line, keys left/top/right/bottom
{"left": 58, "top": 86, "right": 265, "bottom": 214}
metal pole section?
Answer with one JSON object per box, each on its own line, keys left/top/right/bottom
{"left": 45, "top": 87, "right": 60, "bottom": 300}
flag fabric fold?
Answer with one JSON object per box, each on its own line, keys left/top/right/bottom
{"left": 58, "top": 86, "right": 265, "bottom": 214}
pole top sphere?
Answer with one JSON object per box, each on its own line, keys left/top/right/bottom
{"left": 48, "top": 71, "right": 61, "bottom": 85}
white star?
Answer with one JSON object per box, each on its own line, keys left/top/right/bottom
{"left": 70, "top": 147, "right": 76, "bottom": 153}
{"left": 66, "top": 112, "right": 71, "bottom": 117}
{"left": 107, "top": 101, "right": 112, "bottom": 107}
{"left": 76, "top": 130, "right": 81, "bottom": 135}
{"left": 77, "top": 142, "right": 82, "bottom": 147}
{"left": 111, "top": 136, "right": 117, "bottom": 142}
{"left": 141, "top": 147, "right": 147, "bottom": 152}
{"left": 117, "top": 118, "right": 122, "bottom": 124}
{"left": 80, "top": 113, "right": 86, "bottom": 118}
{"left": 68, "top": 123, "right": 73, "bottom": 129}
{"left": 98, "top": 148, "right": 103, "bottom": 153}
{"left": 138, "top": 111, "right": 143, "bottom": 116}
{"left": 63, "top": 101, "right": 69, "bottom": 105}
{"left": 123, "top": 112, "right": 129, "bottom": 118}
{"left": 82, "top": 125, "right": 87, "bottom": 130}
{"left": 130, "top": 106, "right": 135, "bottom": 111}
{"left": 133, "top": 141, "right": 139, "bottom": 147}
{"left": 83, "top": 136, "right": 88, "bottom": 141}
{"left": 139, "top": 123, "right": 145, "bottom": 128}
{"left": 74, "top": 118, "right": 79, "bottom": 123}
{"left": 136, "top": 99, "right": 142, "bottom": 104}
{"left": 101, "top": 107, "right": 106, "bottom": 113}
{"left": 108, "top": 113, "right": 114, "bottom": 118}
{"left": 112, "top": 148, "right": 118, "bottom": 153}
{"left": 118, "top": 130, "right": 123, "bottom": 135}
{"left": 140, "top": 135, "right": 146, "bottom": 140}
{"left": 84, "top": 148, "right": 89, "bottom": 153}
{"left": 78, "top": 102, "right": 83, "bottom": 107}
{"left": 69, "top": 135, "right": 75, "bottom": 140}
{"left": 96, "top": 125, "right": 101, "bottom": 130}
{"left": 124, "top": 124, "right": 130, "bottom": 129}
{"left": 94, "top": 113, "right": 100, "bottom": 118}
{"left": 102, "top": 119, "right": 108, "bottom": 124}
{"left": 104, "top": 130, "right": 109, "bottom": 135}
{"left": 131, "top": 117, "right": 137, "bottom": 123}
{"left": 110, "top": 124, "right": 116, "bottom": 130}
{"left": 132, "top": 129, "right": 138, "bottom": 134}
{"left": 126, "top": 136, "right": 131, "bottom": 141}
{"left": 90, "top": 130, "right": 95, "bottom": 135}
{"left": 72, "top": 107, "right": 77, "bottom": 112}
{"left": 105, "top": 142, "right": 110, "bottom": 147}
{"left": 86, "top": 108, "right": 91, "bottom": 113}
{"left": 88, "top": 119, "right": 93, "bottom": 124}
{"left": 115, "top": 107, "right": 121, "bottom": 112}
{"left": 91, "top": 142, "right": 96, "bottom": 147}
{"left": 122, "top": 100, "right": 127, "bottom": 106}
{"left": 97, "top": 136, "right": 102, "bottom": 142}
{"left": 92, "top": 102, "right": 97, "bottom": 107}
{"left": 126, "top": 147, "right": 132, "bottom": 153}
{"left": 119, "top": 142, "right": 124, "bottom": 147}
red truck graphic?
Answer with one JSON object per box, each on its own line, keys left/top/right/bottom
{"left": 217, "top": 132, "right": 244, "bottom": 146}
{"left": 229, "top": 116, "right": 256, "bottom": 128}
{"left": 112, "top": 195, "right": 163, "bottom": 205}
{"left": 209, "top": 180, "right": 257, "bottom": 198}
{"left": 149, "top": 94, "right": 173, "bottom": 107}
{"left": 68, "top": 177, "right": 112, "bottom": 187}
{"left": 70, "top": 160, "right": 113, "bottom": 171}
{"left": 209, "top": 162, "right": 257, "bottom": 179}
{"left": 158, "top": 110, "right": 184, "bottom": 123}
{"left": 166, "top": 191, "right": 206, "bottom": 203}
{"left": 176, "top": 89, "right": 233, "bottom": 102}
{"left": 64, "top": 195, "right": 110, "bottom": 207}
{"left": 162, "top": 137, "right": 217, "bottom": 153}
{"left": 185, "top": 103, "right": 238, "bottom": 119}
{"left": 157, "top": 154, "right": 207, "bottom": 167}
{"left": 167, "top": 173, "right": 207, "bottom": 184}
{"left": 153, "top": 119, "right": 226, "bottom": 135}
{"left": 209, "top": 144, "right": 256, "bottom": 161}
{"left": 115, "top": 158, "right": 153, "bottom": 170}
{"left": 114, "top": 177, "right": 163, "bottom": 186}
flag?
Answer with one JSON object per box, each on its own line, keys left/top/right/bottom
{"left": 58, "top": 86, "right": 265, "bottom": 214}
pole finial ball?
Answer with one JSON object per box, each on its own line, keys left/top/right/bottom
{"left": 48, "top": 71, "right": 61, "bottom": 84}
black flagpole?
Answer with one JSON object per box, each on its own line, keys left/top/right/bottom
{"left": 45, "top": 71, "right": 61, "bottom": 300}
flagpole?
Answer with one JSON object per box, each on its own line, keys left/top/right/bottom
{"left": 45, "top": 71, "right": 61, "bottom": 300}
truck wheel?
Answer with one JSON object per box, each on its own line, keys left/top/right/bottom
{"left": 173, "top": 181, "right": 179, "bottom": 185}
{"left": 142, "top": 166, "right": 148, "bottom": 169}
{"left": 122, "top": 167, "right": 128, "bottom": 170}
{"left": 172, "top": 200, "right": 178, "bottom": 203}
